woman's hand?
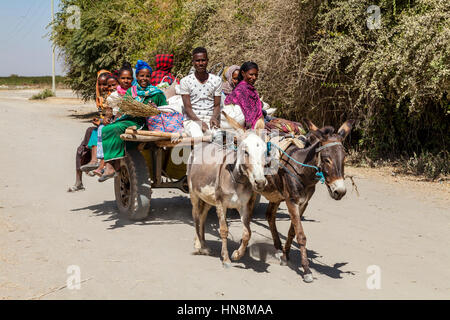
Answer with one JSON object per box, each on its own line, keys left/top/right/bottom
{"left": 150, "top": 102, "right": 158, "bottom": 109}
{"left": 92, "top": 118, "right": 101, "bottom": 126}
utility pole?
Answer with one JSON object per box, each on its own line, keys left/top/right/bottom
{"left": 51, "top": 0, "right": 56, "bottom": 95}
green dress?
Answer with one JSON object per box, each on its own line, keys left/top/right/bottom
{"left": 102, "top": 88, "right": 167, "bottom": 161}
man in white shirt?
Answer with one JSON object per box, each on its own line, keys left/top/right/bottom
{"left": 180, "top": 47, "right": 222, "bottom": 137}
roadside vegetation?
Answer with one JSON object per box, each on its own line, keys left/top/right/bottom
{"left": 29, "top": 89, "right": 56, "bottom": 100}
{"left": 0, "top": 75, "right": 67, "bottom": 89}
{"left": 52, "top": 0, "right": 449, "bottom": 179}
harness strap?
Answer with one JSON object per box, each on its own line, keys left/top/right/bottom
{"left": 269, "top": 142, "right": 325, "bottom": 184}
{"left": 315, "top": 141, "right": 342, "bottom": 153}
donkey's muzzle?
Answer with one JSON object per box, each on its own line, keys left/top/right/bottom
{"left": 328, "top": 179, "right": 346, "bottom": 200}
{"left": 255, "top": 179, "right": 267, "bottom": 192}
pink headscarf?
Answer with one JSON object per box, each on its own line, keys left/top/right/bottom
{"left": 116, "top": 85, "right": 128, "bottom": 96}
{"left": 224, "top": 80, "right": 263, "bottom": 129}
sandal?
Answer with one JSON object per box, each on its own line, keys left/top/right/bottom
{"left": 80, "top": 162, "right": 100, "bottom": 172}
{"left": 67, "top": 185, "right": 85, "bottom": 192}
{"left": 98, "top": 171, "right": 117, "bottom": 183}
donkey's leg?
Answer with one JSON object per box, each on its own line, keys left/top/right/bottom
{"left": 198, "top": 202, "right": 212, "bottom": 255}
{"left": 231, "top": 195, "right": 257, "bottom": 261}
{"left": 191, "top": 194, "right": 205, "bottom": 254}
{"left": 265, "top": 201, "right": 283, "bottom": 259}
{"left": 216, "top": 203, "right": 231, "bottom": 268}
{"left": 285, "top": 199, "right": 313, "bottom": 283}
{"left": 281, "top": 223, "right": 296, "bottom": 265}
{"left": 283, "top": 200, "right": 311, "bottom": 261}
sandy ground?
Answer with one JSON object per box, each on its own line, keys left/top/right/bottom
{"left": 0, "top": 89, "right": 449, "bottom": 300}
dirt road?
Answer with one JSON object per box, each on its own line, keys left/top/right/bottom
{"left": 0, "top": 90, "right": 449, "bottom": 299}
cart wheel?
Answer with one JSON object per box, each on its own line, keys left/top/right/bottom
{"left": 114, "top": 149, "right": 152, "bottom": 221}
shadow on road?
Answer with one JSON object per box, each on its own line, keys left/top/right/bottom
{"left": 71, "top": 196, "right": 353, "bottom": 279}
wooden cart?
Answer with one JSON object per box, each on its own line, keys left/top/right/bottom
{"left": 115, "top": 128, "right": 214, "bottom": 220}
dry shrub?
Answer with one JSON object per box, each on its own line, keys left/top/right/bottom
{"left": 184, "top": 0, "right": 321, "bottom": 116}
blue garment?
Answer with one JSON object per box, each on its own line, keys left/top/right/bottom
{"left": 135, "top": 60, "right": 152, "bottom": 76}
{"left": 87, "top": 128, "right": 98, "bottom": 148}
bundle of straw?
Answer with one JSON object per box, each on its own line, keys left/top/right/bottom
{"left": 118, "top": 97, "right": 161, "bottom": 117}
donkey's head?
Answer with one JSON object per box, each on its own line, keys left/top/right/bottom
{"left": 222, "top": 111, "right": 268, "bottom": 192}
{"left": 235, "top": 131, "right": 268, "bottom": 192}
{"left": 304, "top": 119, "right": 355, "bottom": 200}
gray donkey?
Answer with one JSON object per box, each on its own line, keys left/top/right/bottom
{"left": 187, "top": 128, "right": 267, "bottom": 268}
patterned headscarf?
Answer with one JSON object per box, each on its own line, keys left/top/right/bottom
{"left": 150, "top": 54, "right": 176, "bottom": 86}
{"left": 222, "top": 65, "right": 240, "bottom": 95}
{"left": 130, "top": 84, "right": 164, "bottom": 103}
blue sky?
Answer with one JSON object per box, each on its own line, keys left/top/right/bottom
{"left": 0, "top": 0, "right": 65, "bottom": 76}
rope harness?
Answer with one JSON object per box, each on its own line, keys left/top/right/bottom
{"left": 267, "top": 140, "right": 343, "bottom": 184}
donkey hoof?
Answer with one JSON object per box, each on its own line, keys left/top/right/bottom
{"left": 199, "top": 248, "right": 211, "bottom": 255}
{"left": 280, "top": 257, "right": 288, "bottom": 266}
{"left": 223, "top": 261, "right": 232, "bottom": 269}
{"left": 192, "top": 248, "right": 210, "bottom": 256}
{"left": 231, "top": 250, "right": 241, "bottom": 261}
{"left": 303, "top": 273, "right": 314, "bottom": 283}
{"left": 275, "top": 250, "right": 283, "bottom": 259}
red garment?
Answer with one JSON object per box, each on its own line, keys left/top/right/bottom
{"left": 150, "top": 54, "right": 178, "bottom": 86}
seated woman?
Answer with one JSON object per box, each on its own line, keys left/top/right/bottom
{"left": 224, "top": 61, "right": 265, "bottom": 130}
{"left": 222, "top": 65, "right": 240, "bottom": 96}
{"left": 99, "top": 60, "right": 168, "bottom": 182}
{"left": 106, "top": 62, "right": 134, "bottom": 119}
{"left": 80, "top": 71, "right": 115, "bottom": 173}
{"left": 68, "top": 70, "right": 110, "bottom": 192}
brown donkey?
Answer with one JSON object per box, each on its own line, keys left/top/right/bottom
{"left": 260, "top": 119, "right": 354, "bottom": 282}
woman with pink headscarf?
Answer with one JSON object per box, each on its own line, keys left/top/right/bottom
{"left": 224, "top": 61, "right": 264, "bottom": 130}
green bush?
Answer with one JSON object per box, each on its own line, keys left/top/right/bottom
{"left": 400, "top": 151, "right": 449, "bottom": 180}
{"left": 29, "top": 89, "right": 55, "bottom": 100}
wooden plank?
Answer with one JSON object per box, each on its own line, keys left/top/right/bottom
{"left": 155, "top": 136, "right": 213, "bottom": 147}
{"left": 125, "top": 128, "right": 187, "bottom": 139}
{"left": 120, "top": 134, "right": 167, "bottom": 142}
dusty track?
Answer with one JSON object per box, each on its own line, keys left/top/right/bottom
{"left": 0, "top": 90, "right": 449, "bottom": 299}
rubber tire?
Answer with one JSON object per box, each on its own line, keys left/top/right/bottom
{"left": 114, "top": 149, "right": 152, "bottom": 221}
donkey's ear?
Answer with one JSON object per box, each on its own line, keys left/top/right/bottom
{"left": 337, "top": 120, "right": 355, "bottom": 140}
{"left": 222, "top": 111, "right": 245, "bottom": 132}
{"left": 303, "top": 118, "right": 319, "bottom": 132}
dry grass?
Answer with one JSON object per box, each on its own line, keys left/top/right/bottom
{"left": 118, "top": 97, "right": 161, "bottom": 117}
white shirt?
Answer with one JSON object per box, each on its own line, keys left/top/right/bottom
{"left": 106, "top": 91, "right": 122, "bottom": 116}
{"left": 179, "top": 73, "right": 222, "bottom": 121}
